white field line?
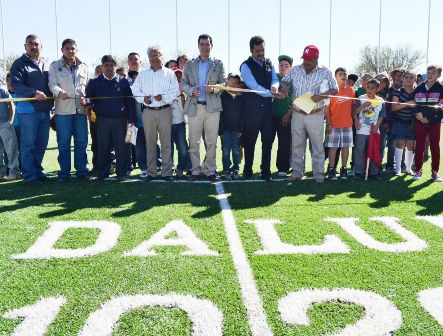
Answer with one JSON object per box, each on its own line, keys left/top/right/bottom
{"left": 214, "top": 181, "right": 273, "bottom": 336}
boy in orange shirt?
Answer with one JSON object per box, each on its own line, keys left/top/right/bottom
{"left": 324, "top": 67, "right": 355, "bottom": 180}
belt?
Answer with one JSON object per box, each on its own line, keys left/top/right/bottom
{"left": 145, "top": 104, "right": 170, "bottom": 110}
{"left": 197, "top": 101, "right": 207, "bottom": 105}
{"left": 297, "top": 107, "right": 323, "bottom": 115}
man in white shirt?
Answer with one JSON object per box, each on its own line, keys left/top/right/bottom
{"left": 131, "top": 46, "right": 179, "bottom": 181}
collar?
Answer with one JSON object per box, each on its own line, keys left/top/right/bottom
{"left": 198, "top": 56, "right": 210, "bottom": 63}
{"left": 61, "top": 56, "right": 81, "bottom": 68}
{"left": 251, "top": 56, "right": 265, "bottom": 65}
{"left": 102, "top": 73, "right": 119, "bottom": 82}
{"left": 25, "top": 53, "right": 42, "bottom": 64}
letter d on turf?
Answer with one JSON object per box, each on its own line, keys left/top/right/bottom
{"left": 12, "top": 221, "right": 121, "bottom": 259}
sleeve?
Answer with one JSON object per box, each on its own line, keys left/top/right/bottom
{"left": 239, "top": 96, "right": 244, "bottom": 134}
{"left": 85, "top": 78, "right": 95, "bottom": 107}
{"left": 378, "top": 103, "right": 386, "bottom": 118}
{"left": 271, "top": 66, "right": 279, "bottom": 91}
{"left": 48, "top": 62, "right": 64, "bottom": 96}
{"left": 217, "top": 60, "right": 226, "bottom": 85}
{"left": 281, "top": 69, "right": 293, "bottom": 85}
{"left": 240, "top": 63, "right": 272, "bottom": 98}
{"left": 325, "top": 68, "right": 338, "bottom": 91}
{"left": 130, "top": 72, "right": 146, "bottom": 104}
{"left": 182, "top": 63, "right": 195, "bottom": 97}
{"left": 161, "top": 72, "right": 179, "bottom": 104}
{"left": 353, "top": 99, "right": 361, "bottom": 113}
{"left": 10, "top": 62, "right": 37, "bottom": 98}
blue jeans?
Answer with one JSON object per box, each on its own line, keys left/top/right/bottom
{"left": 222, "top": 130, "right": 240, "bottom": 172}
{"left": 55, "top": 113, "right": 88, "bottom": 178}
{"left": 171, "top": 122, "right": 189, "bottom": 171}
{"left": 18, "top": 112, "right": 50, "bottom": 182}
{"left": 135, "top": 127, "right": 147, "bottom": 171}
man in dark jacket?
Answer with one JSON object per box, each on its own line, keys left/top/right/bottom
{"left": 10, "top": 34, "right": 54, "bottom": 185}
{"left": 86, "top": 55, "right": 135, "bottom": 181}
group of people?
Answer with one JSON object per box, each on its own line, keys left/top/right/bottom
{"left": 0, "top": 33, "right": 442, "bottom": 186}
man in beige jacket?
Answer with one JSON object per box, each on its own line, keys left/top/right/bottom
{"left": 49, "top": 38, "right": 89, "bottom": 182}
{"left": 182, "top": 34, "right": 226, "bottom": 182}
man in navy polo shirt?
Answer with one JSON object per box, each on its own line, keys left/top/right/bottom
{"left": 86, "top": 55, "right": 135, "bottom": 182}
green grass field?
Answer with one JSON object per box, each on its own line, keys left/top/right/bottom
{"left": 0, "top": 130, "right": 442, "bottom": 335}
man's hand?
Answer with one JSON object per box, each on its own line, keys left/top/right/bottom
{"left": 415, "top": 112, "right": 424, "bottom": 121}
{"left": 204, "top": 85, "right": 215, "bottom": 93}
{"left": 271, "top": 87, "right": 278, "bottom": 95}
{"left": 372, "top": 125, "right": 379, "bottom": 134}
{"left": 421, "top": 117, "right": 429, "bottom": 124}
{"left": 35, "top": 90, "right": 47, "bottom": 101}
{"left": 273, "top": 92, "right": 286, "bottom": 100}
{"left": 58, "top": 91, "right": 69, "bottom": 100}
{"left": 280, "top": 112, "right": 291, "bottom": 126}
{"left": 153, "top": 94, "right": 162, "bottom": 101}
{"left": 311, "top": 95, "right": 324, "bottom": 103}
{"left": 354, "top": 119, "right": 361, "bottom": 130}
{"left": 80, "top": 97, "right": 87, "bottom": 106}
{"left": 362, "top": 101, "right": 372, "bottom": 108}
{"left": 192, "top": 88, "right": 200, "bottom": 97}
{"left": 144, "top": 96, "right": 152, "bottom": 105}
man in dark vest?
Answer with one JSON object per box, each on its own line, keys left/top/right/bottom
{"left": 240, "top": 36, "right": 285, "bottom": 181}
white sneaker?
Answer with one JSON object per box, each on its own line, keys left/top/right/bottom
{"left": 413, "top": 171, "right": 422, "bottom": 180}
{"left": 394, "top": 170, "right": 401, "bottom": 176}
{"left": 405, "top": 169, "right": 415, "bottom": 176}
{"left": 140, "top": 170, "right": 147, "bottom": 178}
{"left": 432, "top": 172, "right": 442, "bottom": 182}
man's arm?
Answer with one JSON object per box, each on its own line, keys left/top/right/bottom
{"left": 240, "top": 63, "right": 272, "bottom": 98}
{"left": 130, "top": 72, "right": 147, "bottom": 104}
{"left": 161, "top": 73, "right": 179, "bottom": 104}
{"left": 10, "top": 63, "right": 37, "bottom": 98}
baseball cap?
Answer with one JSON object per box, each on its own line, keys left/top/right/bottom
{"left": 301, "top": 45, "right": 319, "bottom": 61}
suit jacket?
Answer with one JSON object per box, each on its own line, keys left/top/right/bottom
{"left": 182, "top": 57, "right": 225, "bottom": 117}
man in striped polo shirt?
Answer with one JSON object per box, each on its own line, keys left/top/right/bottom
{"left": 282, "top": 45, "right": 338, "bottom": 183}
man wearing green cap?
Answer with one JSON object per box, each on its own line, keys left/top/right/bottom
{"left": 272, "top": 55, "right": 293, "bottom": 176}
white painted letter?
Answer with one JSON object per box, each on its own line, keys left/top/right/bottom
{"left": 278, "top": 288, "right": 402, "bottom": 335}
{"left": 416, "top": 216, "right": 443, "bottom": 230}
{"left": 418, "top": 287, "right": 443, "bottom": 326}
{"left": 78, "top": 294, "right": 223, "bottom": 336}
{"left": 326, "top": 217, "right": 427, "bottom": 252}
{"left": 246, "top": 219, "right": 350, "bottom": 255}
{"left": 123, "top": 220, "right": 218, "bottom": 256}
{"left": 3, "top": 296, "right": 66, "bottom": 336}
{"left": 12, "top": 221, "right": 121, "bottom": 259}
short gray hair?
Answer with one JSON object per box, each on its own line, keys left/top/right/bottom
{"left": 147, "top": 45, "right": 163, "bottom": 58}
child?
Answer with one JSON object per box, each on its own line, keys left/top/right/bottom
{"left": 171, "top": 69, "right": 189, "bottom": 177}
{"left": 219, "top": 73, "right": 244, "bottom": 180}
{"left": 353, "top": 79, "right": 386, "bottom": 180}
{"left": 391, "top": 70, "right": 416, "bottom": 176}
{"left": 324, "top": 67, "right": 355, "bottom": 180}
{"left": 412, "top": 64, "right": 443, "bottom": 182}
{"left": 0, "top": 85, "right": 20, "bottom": 180}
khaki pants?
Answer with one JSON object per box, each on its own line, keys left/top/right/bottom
{"left": 188, "top": 104, "right": 220, "bottom": 176}
{"left": 291, "top": 111, "right": 325, "bottom": 180}
{"left": 142, "top": 107, "right": 173, "bottom": 177}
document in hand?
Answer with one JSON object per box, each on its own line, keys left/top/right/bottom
{"left": 125, "top": 124, "right": 138, "bottom": 146}
{"left": 292, "top": 92, "right": 316, "bottom": 114}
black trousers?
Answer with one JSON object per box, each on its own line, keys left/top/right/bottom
{"left": 272, "top": 115, "right": 291, "bottom": 173}
{"left": 96, "top": 115, "right": 127, "bottom": 179}
{"left": 89, "top": 120, "right": 98, "bottom": 170}
{"left": 242, "top": 105, "right": 273, "bottom": 178}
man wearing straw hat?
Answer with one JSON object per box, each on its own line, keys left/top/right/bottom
{"left": 10, "top": 34, "right": 54, "bottom": 186}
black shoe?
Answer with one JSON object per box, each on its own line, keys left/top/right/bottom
{"left": 162, "top": 176, "right": 173, "bottom": 182}
{"left": 116, "top": 176, "right": 126, "bottom": 182}
{"left": 188, "top": 175, "right": 198, "bottom": 182}
{"left": 369, "top": 174, "right": 382, "bottom": 181}
{"left": 261, "top": 175, "right": 273, "bottom": 182}
{"left": 208, "top": 174, "right": 220, "bottom": 182}
{"left": 339, "top": 167, "right": 348, "bottom": 180}
{"left": 146, "top": 175, "right": 155, "bottom": 182}
{"left": 243, "top": 172, "right": 252, "bottom": 180}
{"left": 327, "top": 168, "right": 337, "bottom": 180}
{"left": 77, "top": 175, "right": 90, "bottom": 180}
{"left": 353, "top": 174, "right": 363, "bottom": 180}
{"left": 58, "top": 177, "right": 70, "bottom": 183}
{"left": 37, "top": 175, "right": 50, "bottom": 182}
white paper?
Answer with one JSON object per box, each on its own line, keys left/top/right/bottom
{"left": 293, "top": 92, "right": 316, "bottom": 114}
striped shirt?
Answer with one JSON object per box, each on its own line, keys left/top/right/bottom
{"left": 282, "top": 64, "right": 337, "bottom": 110}
{"left": 131, "top": 67, "right": 179, "bottom": 108}
{"left": 392, "top": 88, "right": 415, "bottom": 124}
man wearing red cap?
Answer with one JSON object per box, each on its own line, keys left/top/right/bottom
{"left": 282, "top": 45, "right": 338, "bottom": 183}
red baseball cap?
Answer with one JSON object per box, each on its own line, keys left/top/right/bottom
{"left": 301, "top": 45, "right": 319, "bottom": 61}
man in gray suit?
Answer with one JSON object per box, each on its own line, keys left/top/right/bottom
{"left": 182, "top": 34, "right": 226, "bottom": 182}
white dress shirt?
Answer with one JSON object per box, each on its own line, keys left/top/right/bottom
{"left": 131, "top": 66, "right": 179, "bottom": 107}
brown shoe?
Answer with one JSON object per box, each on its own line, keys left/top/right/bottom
{"left": 188, "top": 175, "right": 199, "bottom": 182}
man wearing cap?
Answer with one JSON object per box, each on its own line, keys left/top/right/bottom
{"left": 240, "top": 36, "right": 285, "bottom": 181}
{"left": 282, "top": 45, "right": 338, "bottom": 183}
{"left": 272, "top": 55, "right": 294, "bottom": 176}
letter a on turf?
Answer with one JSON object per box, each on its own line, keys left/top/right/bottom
{"left": 12, "top": 221, "right": 121, "bottom": 259}
{"left": 123, "top": 220, "right": 219, "bottom": 256}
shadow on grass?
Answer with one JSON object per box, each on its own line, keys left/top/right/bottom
{"left": 0, "top": 179, "right": 220, "bottom": 219}
{"left": 224, "top": 174, "right": 440, "bottom": 215}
